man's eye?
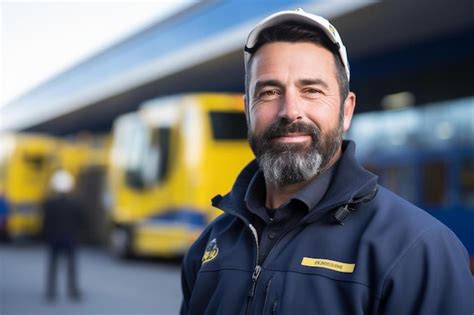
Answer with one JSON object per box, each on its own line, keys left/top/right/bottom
{"left": 303, "top": 88, "right": 322, "bottom": 95}
{"left": 258, "top": 89, "right": 280, "bottom": 100}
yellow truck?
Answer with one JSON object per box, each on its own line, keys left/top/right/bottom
{"left": 0, "top": 133, "right": 57, "bottom": 239}
{"left": 0, "top": 132, "right": 110, "bottom": 242}
{"left": 108, "top": 93, "right": 253, "bottom": 257}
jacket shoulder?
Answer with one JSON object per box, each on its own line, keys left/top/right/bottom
{"left": 367, "top": 187, "right": 473, "bottom": 312}
{"left": 372, "top": 186, "right": 444, "bottom": 230}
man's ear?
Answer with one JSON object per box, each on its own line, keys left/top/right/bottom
{"left": 342, "top": 92, "right": 356, "bottom": 133}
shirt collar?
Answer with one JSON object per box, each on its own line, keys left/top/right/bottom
{"left": 292, "top": 162, "right": 337, "bottom": 211}
{"left": 244, "top": 161, "right": 338, "bottom": 216}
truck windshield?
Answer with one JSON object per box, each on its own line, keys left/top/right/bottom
{"left": 209, "top": 111, "right": 247, "bottom": 140}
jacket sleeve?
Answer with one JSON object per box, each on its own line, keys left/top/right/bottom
{"left": 377, "top": 225, "right": 474, "bottom": 314}
{"left": 180, "top": 227, "right": 211, "bottom": 315}
{"left": 180, "top": 250, "right": 196, "bottom": 315}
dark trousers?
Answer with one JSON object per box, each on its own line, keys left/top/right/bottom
{"left": 46, "top": 242, "right": 79, "bottom": 299}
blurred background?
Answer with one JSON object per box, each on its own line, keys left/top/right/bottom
{"left": 1, "top": 0, "right": 473, "bottom": 314}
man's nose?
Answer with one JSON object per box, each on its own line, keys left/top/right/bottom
{"left": 278, "top": 90, "right": 303, "bottom": 122}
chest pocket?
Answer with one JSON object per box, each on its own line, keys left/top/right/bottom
{"left": 258, "top": 268, "right": 369, "bottom": 315}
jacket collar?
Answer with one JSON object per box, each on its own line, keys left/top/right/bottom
{"left": 315, "top": 140, "right": 378, "bottom": 211}
{"left": 213, "top": 140, "right": 378, "bottom": 223}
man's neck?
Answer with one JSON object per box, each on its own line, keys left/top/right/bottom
{"left": 264, "top": 148, "right": 342, "bottom": 209}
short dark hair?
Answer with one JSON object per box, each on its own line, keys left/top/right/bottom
{"left": 245, "top": 22, "right": 350, "bottom": 105}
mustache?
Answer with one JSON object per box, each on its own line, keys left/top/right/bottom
{"left": 262, "top": 119, "right": 320, "bottom": 141}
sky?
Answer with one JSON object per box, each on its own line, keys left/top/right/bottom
{"left": 0, "top": 0, "right": 195, "bottom": 107}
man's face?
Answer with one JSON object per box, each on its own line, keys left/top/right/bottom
{"left": 246, "top": 42, "right": 355, "bottom": 186}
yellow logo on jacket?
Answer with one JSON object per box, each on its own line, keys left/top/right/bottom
{"left": 202, "top": 238, "right": 219, "bottom": 264}
{"left": 301, "top": 257, "right": 355, "bottom": 273}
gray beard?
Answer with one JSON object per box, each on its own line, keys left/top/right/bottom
{"left": 249, "top": 119, "right": 342, "bottom": 187}
{"left": 258, "top": 144, "right": 323, "bottom": 186}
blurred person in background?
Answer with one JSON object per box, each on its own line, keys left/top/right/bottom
{"left": 43, "top": 169, "right": 83, "bottom": 302}
{"left": 0, "top": 192, "right": 8, "bottom": 241}
{"left": 180, "top": 9, "right": 474, "bottom": 314}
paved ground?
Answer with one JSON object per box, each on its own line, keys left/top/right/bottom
{"left": 0, "top": 242, "right": 182, "bottom": 315}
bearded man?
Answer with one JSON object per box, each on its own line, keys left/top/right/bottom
{"left": 181, "top": 9, "right": 474, "bottom": 315}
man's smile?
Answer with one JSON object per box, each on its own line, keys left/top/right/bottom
{"left": 272, "top": 133, "right": 312, "bottom": 143}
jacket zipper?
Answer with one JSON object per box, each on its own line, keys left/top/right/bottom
{"left": 220, "top": 202, "right": 351, "bottom": 315}
{"left": 241, "top": 205, "right": 341, "bottom": 314}
{"left": 245, "top": 223, "right": 261, "bottom": 315}
{"left": 210, "top": 201, "right": 263, "bottom": 315}
{"left": 215, "top": 187, "right": 377, "bottom": 314}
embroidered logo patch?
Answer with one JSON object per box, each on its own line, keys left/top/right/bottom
{"left": 201, "top": 238, "right": 219, "bottom": 264}
{"left": 301, "top": 257, "right": 355, "bottom": 273}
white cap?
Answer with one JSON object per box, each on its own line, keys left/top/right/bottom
{"left": 244, "top": 8, "right": 350, "bottom": 81}
{"left": 50, "top": 170, "right": 74, "bottom": 193}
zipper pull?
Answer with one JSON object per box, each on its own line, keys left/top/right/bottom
{"left": 252, "top": 265, "right": 262, "bottom": 281}
{"left": 247, "top": 265, "right": 262, "bottom": 298}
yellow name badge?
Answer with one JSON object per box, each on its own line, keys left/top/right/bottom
{"left": 301, "top": 257, "right": 355, "bottom": 273}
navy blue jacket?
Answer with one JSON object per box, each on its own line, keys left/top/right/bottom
{"left": 181, "top": 141, "right": 474, "bottom": 314}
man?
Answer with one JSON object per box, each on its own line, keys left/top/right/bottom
{"left": 43, "top": 169, "right": 82, "bottom": 301}
{"left": 181, "top": 9, "right": 474, "bottom": 314}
